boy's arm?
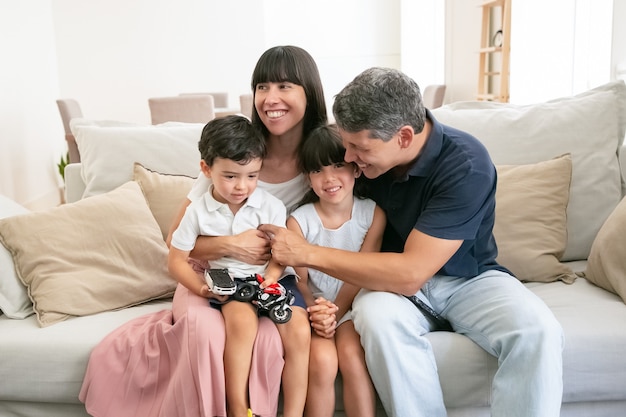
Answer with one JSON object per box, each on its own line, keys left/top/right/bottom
{"left": 168, "top": 246, "right": 208, "bottom": 297}
{"left": 168, "top": 245, "right": 227, "bottom": 303}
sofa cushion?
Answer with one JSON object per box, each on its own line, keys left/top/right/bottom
{"left": 494, "top": 154, "right": 576, "bottom": 283}
{"left": 0, "top": 300, "right": 171, "bottom": 403}
{"left": 71, "top": 118, "right": 203, "bottom": 198}
{"left": 428, "top": 278, "right": 626, "bottom": 409}
{"left": 581, "top": 195, "right": 626, "bottom": 302}
{"left": 432, "top": 80, "right": 626, "bottom": 261}
{"left": 0, "top": 195, "right": 33, "bottom": 319}
{"left": 133, "top": 163, "right": 196, "bottom": 241}
{"left": 0, "top": 182, "right": 176, "bottom": 327}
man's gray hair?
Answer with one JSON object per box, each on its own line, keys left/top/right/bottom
{"left": 332, "top": 67, "right": 426, "bottom": 141}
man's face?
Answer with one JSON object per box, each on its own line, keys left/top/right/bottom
{"left": 339, "top": 128, "right": 400, "bottom": 179}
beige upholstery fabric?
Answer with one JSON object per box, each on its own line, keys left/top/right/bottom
{"left": 423, "top": 84, "right": 446, "bottom": 109}
{"left": 494, "top": 154, "right": 576, "bottom": 283}
{"left": 239, "top": 93, "right": 253, "bottom": 119}
{"left": 56, "top": 99, "right": 84, "bottom": 163}
{"left": 0, "top": 182, "right": 176, "bottom": 327}
{"left": 148, "top": 95, "right": 215, "bottom": 124}
{"left": 581, "top": 196, "right": 626, "bottom": 303}
{"left": 133, "top": 163, "right": 196, "bottom": 241}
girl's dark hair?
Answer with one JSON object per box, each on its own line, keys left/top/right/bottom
{"left": 250, "top": 45, "right": 327, "bottom": 140}
{"left": 198, "top": 115, "right": 266, "bottom": 166}
{"left": 296, "top": 124, "right": 366, "bottom": 207}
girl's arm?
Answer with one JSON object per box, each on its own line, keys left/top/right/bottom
{"left": 332, "top": 204, "right": 387, "bottom": 316}
{"left": 288, "top": 216, "right": 338, "bottom": 338}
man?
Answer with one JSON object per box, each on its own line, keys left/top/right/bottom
{"left": 260, "top": 67, "right": 563, "bottom": 417}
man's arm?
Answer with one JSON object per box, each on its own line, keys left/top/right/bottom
{"left": 259, "top": 223, "right": 462, "bottom": 295}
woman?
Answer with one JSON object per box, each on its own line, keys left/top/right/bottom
{"left": 79, "top": 45, "right": 328, "bottom": 417}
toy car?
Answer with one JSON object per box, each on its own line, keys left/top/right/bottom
{"left": 234, "top": 274, "right": 295, "bottom": 324}
{"left": 205, "top": 268, "right": 236, "bottom": 295}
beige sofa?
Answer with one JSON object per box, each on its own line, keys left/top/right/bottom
{"left": 1, "top": 81, "right": 626, "bottom": 417}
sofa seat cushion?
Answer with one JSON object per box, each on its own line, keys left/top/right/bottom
{"left": 427, "top": 277, "right": 626, "bottom": 409}
{"left": 0, "top": 300, "right": 171, "bottom": 403}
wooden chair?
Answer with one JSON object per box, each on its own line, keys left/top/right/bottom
{"left": 56, "top": 98, "right": 83, "bottom": 163}
{"left": 239, "top": 93, "right": 253, "bottom": 119}
{"left": 148, "top": 95, "right": 215, "bottom": 125}
{"left": 423, "top": 84, "right": 446, "bottom": 109}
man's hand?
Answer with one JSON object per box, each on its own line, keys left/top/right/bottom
{"left": 257, "top": 224, "right": 311, "bottom": 267}
{"left": 308, "top": 297, "right": 338, "bottom": 338}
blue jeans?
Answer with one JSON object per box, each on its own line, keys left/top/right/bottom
{"left": 352, "top": 270, "right": 564, "bottom": 417}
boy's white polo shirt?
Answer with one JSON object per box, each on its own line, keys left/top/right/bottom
{"left": 171, "top": 185, "right": 286, "bottom": 277}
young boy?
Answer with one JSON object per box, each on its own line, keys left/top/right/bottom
{"left": 168, "top": 115, "right": 310, "bottom": 417}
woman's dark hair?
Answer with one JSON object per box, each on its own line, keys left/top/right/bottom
{"left": 250, "top": 45, "right": 327, "bottom": 140}
{"left": 198, "top": 115, "right": 266, "bottom": 166}
{"left": 296, "top": 124, "right": 366, "bottom": 207}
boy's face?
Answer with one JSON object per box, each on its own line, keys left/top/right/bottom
{"left": 201, "top": 157, "right": 263, "bottom": 209}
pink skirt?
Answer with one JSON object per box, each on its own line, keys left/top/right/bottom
{"left": 79, "top": 283, "right": 284, "bottom": 417}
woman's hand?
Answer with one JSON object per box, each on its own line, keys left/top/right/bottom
{"left": 308, "top": 297, "right": 338, "bottom": 338}
{"left": 225, "top": 229, "right": 272, "bottom": 265}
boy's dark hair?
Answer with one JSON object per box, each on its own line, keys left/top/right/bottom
{"left": 198, "top": 115, "right": 266, "bottom": 166}
{"left": 250, "top": 45, "right": 327, "bottom": 141}
{"left": 296, "top": 124, "right": 366, "bottom": 207}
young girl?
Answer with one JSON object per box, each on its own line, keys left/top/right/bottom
{"left": 287, "top": 125, "right": 386, "bottom": 417}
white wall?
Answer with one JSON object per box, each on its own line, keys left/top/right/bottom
{"left": 1, "top": 0, "right": 624, "bottom": 209}
{"left": 0, "top": 1, "right": 65, "bottom": 210}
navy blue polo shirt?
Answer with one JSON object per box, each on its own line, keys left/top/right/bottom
{"left": 360, "top": 110, "right": 510, "bottom": 278}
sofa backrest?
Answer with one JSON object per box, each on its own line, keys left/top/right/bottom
{"left": 432, "top": 80, "right": 626, "bottom": 261}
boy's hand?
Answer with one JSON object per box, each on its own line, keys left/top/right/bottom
{"left": 260, "top": 275, "right": 278, "bottom": 288}
{"left": 200, "top": 284, "right": 228, "bottom": 302}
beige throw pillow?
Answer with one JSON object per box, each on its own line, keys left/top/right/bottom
{"left": 0, "top": 181, "right": 177, "bottom": 327}
{"left": 494, "top": 154, "right": 577, "bottom": 283}
{"left": 581, "top": 196, "right": 626, "bottom": 303}
{"left": 133, "top": 163, "right": 196, "bottom": 240}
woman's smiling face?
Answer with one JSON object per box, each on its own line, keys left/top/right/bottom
{"left": 254, "top": 81, "right": 307, "bottom": 137}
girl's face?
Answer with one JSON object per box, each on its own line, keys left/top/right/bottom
{"left": 254, "top": 81, "right": 307, "bottom": 137}
{"left": 201, "top": 157, "right": 263, "bottom": 212}
{"left": 308, "top": 162, "right": 360, "bottom": 204}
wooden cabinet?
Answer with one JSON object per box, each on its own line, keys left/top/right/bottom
{"left": 477, "top": 0, "right": 511, "bottom": 102}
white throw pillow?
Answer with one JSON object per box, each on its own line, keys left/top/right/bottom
{"left": 0, "top": 195, "right": 33, "bottom": 319}
{"left": 71, "top": 118, "right": 203, "bottom": 198}
{"left": 433, "top": 80, "right": 626, "bottom": 261}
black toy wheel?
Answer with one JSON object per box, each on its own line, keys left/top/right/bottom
{"left": 234, "top": 283, "right": 257, "bottom": 302}
{"left": 269, "top": 306, "right": 292, "bottom": 323}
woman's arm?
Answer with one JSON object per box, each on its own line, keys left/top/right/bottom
{"left": 167, "top": 198, "right": 271, "bottom": 264}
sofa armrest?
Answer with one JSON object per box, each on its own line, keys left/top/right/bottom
{"left": 64, "top": 163, "right": 85, "bottom": 204}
